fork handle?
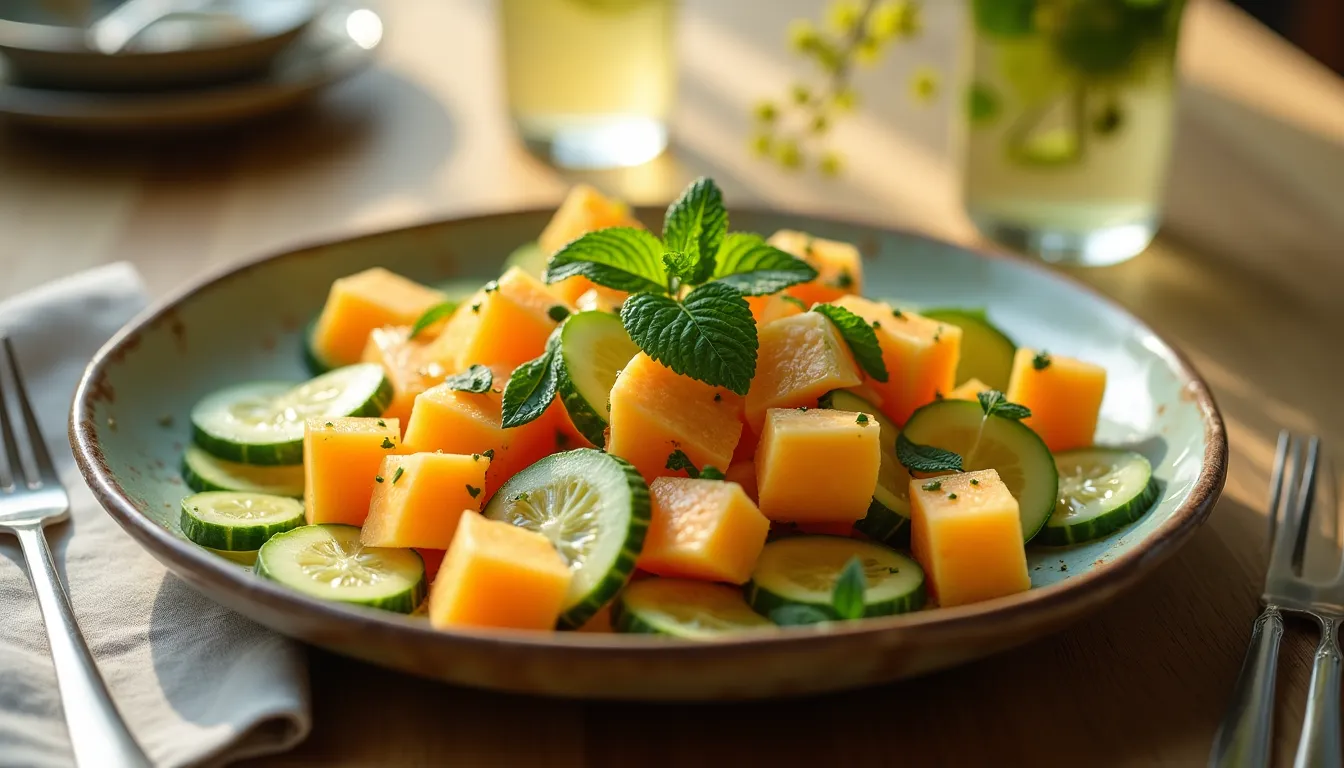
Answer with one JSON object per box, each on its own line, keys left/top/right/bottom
{"left": 1294, "top": 615, "right": 1343, "bottom": 768}
{"left": 15, "top": 524, "right": 152, "bottom": 768}
{"left": 1210, "top": 605, "right": 1285, "bottom": 768}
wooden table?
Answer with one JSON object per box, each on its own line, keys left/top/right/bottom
{"left": 5, "top": 0, "right": 1344, "bottom": 764}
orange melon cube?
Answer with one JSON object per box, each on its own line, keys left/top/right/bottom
{"left": 639, "top": 478, "right": 770, "bottom": 585}
{"left": 767, "top": 230, "right": 863, "bottom": 306}
{"left": 606, "top": 353, "right": 744, "bottom": 483}
{"left": 430, "top": 267, "right": 570, "bottom": 373}
{"left": 1006, "top": 349, "right": 1107, "bottom": 452}
{"left": 361, "top": 452, "right": 490, "bottom": 549}
{"left": 754, "top": 408, "right": 881, "bottom": 523}
{"left": 745, "top": 312, "right": 863, "bottom": 433}
{"left": 746, "top": 294, "right": 806, "bottom": 326}
{"left": 539, "top": 184, "right": 642, "bottom": 305}
{"left": 310, "top": 268, "right": 447, "bottom": 368}
{"left": 946, "top": 378, "right": 991, "bottom": 401}
{"left": 910, "top": 469, "right": 1030, "bottom": 607}
{"left": 724, "top": 460, "right": 759, "bottom": 502}
{"left": 401, "top": 375, "right": 556, "bottom": 499}
{"left": 303, "top": 417, "right": 401, "bottom": 526}
{"left": 361, "top": 325, "right": 449, "bottom": 427}
{"left": 574, "top": 287, "right": 625, "bottom": 314}
{"left": 833, "top": 296, "right": 961, "bottom": 425}
{"left": 429, "top": 510, "right": 572, "bottom": 631}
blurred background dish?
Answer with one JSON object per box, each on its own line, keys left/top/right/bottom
{"left": 0, "top": 1, "right": 381, "bottom": 131}
{"left": 0, "top": 0, "right": 317, "bottom": 90}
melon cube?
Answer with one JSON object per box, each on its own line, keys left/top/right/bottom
{"left": 606, "top": 353, "right": 744, "bottom": 483}
{"left": 429, "top": 510, "right": 572, "bottom": 631}
{"left": 361, "top": 325, "right": 449, "bottom": 428}
{"left": 640, "top": 478, "right": 771, "bottom": 585}
{"left": 833, "top": 296, "right": 962, "bottom": 424}
{"left": 575, "top": 287, "right": 625, "bottom": 314}
{"left": 303, "top": 417, "right": 401, "bottom": 526}
{"left": 754, "top": 407, "right": 881, "bottom": 523}
{"left": 746, "top": 293, "right": 806, "bottom": 326}
{"left": 401, "top": 373, "right": 556, "bottom": 499}
{"left": 430, "top": 267, "right": 570, "bottom": 373}
{"left": 909, "top": 468, "right": 1030, "bottom": 607}
{"left": 767, "top": 230, "right": 863, "bottom": 306}
{"left": 947, "top": 378, "right": 991, "bottom": 402}
{"left": 745, "top": 312, "right": 863, "bottom": 433}
{"left": 539, "top": 184, "right": 642, "bottom": 305}
{"left": 361, "top": 452, "right": 491, "bottom": 549}
{"left": 310, "top": 268, "right": 447, "bottom": 368}
{"left": 724, "top": 461, "right": 759, "bottom": 502}
{"left": 1005, "top": 348, "right": 1106, "bottom": 452}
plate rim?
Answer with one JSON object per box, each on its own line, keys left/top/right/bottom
{"left": 68, "top": 207, "right": 1229, "bottom": 654}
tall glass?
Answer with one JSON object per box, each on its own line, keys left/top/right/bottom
{"left": 961, "top": 0, "right": 1187, "bottom": 266}
{"left": 499, "top": 0, "right": 676, "bottom": 170}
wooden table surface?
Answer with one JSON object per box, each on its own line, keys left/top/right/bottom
{"left": 5, "top": 0, "right": 1344, "bottom": 764}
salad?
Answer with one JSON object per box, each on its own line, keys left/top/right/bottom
{"left": 175, "top": 178, "right": 1158, "bottom": 637}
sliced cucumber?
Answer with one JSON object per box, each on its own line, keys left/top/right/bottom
{"left": 555, "top": 311, "right": 641, "bottom": 447}
{"left": 1038, "top": 448, "right": 1159, "bottom": 546}
{"left": 483, "top": 449, "right": 649, "bottom": 629}
{"left": 901, "top": 399, "right": 1059, "bottom": 542}
{"left": 921, "top": 308, "right": 1017, "bottom": 392}
{"left": 191, "top": 363, "right": 391, "bottom": 465}
{"left": 182, "top": 444, "right": 305, "bottom": 497}
{"left": 302, "top": 317, "right": 334, "bottom": 376}
{"left": 256, "top": 524, "right": 425, "bottom": 613}
{"left": 818, "top": 389, "right": 913, "bottom": 546}
{"left": 613, "top": 579, "right": 773, "bottom": 639}
{"left": 747, "top": 536, "right": 926, "bottom": 619}
{"left": 180, "top": 491, "right": 306, "bottom": 551}
{"left": 503, "top": 240, "right": 548, "bottom": 279}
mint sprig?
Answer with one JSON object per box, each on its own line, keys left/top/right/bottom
{"left": 408, "top": 301, "right": 458, "bottom": 340}
{"left": 500, "top": 329, "right": 560, "bottom": 429}
{"left": 812, "top": 304, "right": 889, "bottom": 382}
{"left": 441, "top": 364, "right": 493, "bottom": 394}
{"left": 896, "top": 432, "right": 963, "bottom": 474}
{"left": 665, "top": 449, "right": 726, "bottom": 480}
{"left": 535, "top": 177, "right": 815, "bottom": 394}
{"left": 977, "top": 389, "right": 1031, "bottom": 421}
{"left": 832, "top": 556, "right": 867, "bottom": 620}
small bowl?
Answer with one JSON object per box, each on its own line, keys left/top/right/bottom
{"left": 0, "top": 0, "right": 316, "bottom": 90}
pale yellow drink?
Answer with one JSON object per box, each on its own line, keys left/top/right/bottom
{"left": 500, "top": 0, "right": 676, "bottom": 169}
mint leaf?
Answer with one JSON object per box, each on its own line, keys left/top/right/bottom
{"left": 896, "top": 432, "right": 963, "bottom": 473}
{"left": 812, "top": 304, "right": 889, "bottom": 383}
{"left": 443, "top": 364, "right": 493, "bottom": 394}
{"left": 832, "top": 556, "right": 867, "bottom": 620}
{"left": 621, "top": 282, "right": 758, "bottom": 395}
{"left": 977, "top": 389, "right": 1031, "bottom": 420}
{"left": 769, "top": 605, "right": 831, "bottom": 626}
{"left": 699, "top": 465, "right": 726, "bottom": 481}
{"left": 662, "top": 251, "right": 699, "bottom": 284}
{"left": 662, "top": 177, "right": 726, "bottom": 284}
{"left": 501, "top": 331, "right": 560, "bottom": 428}
{"left": 546, "top": 228, "right": 668, "bottom": 294}
{"left": 408, "top": 301, "right": 458, "bottom": 340}
{"left": 665, "top": 449, "right": 700, "bottom": 478}
{"left": 711, "top": 233, "right": 817, "bottom": 295}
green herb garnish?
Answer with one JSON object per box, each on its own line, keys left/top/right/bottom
{"left": 466, "top": 484, "right": 481, "bottom": 498}
{"left": 856, "top": 413, "right": 870, "bottom": 426}
{"left": 897, "top": 433, "right": 963, "bottom": 474}
{"left": 811, "top": 303, "right": 888, "bottom": 382}
{"left": 392, "top": 467, "right": 405, "bottom": 484}
{"left": 374, "top": 475, "right": 384, "bottom": 483}
{"left": 500, "top": 328, "right": 561, "bottom": 429}
{"left": 831, "top": 556, "right": 867, "bottom": 620}
{"left": 921, "top": 480, "right": 943, "bottom": 492}
{"left": 977, "top": 389, "right": 1031, "bottom": 421}
{"left": 380, "top": 437, "right": 395, "bottom": 449}
{"left": 547, "top": 305, "right": 570, "bottom": 323}
{"left": 665, "top": 449, "right": 701, "bottom": 478}
{"left": 408, "top": 301, "right": 457, "bottom": 340}
{"left": 443, "top": 364, "right": 493, "bottom": 395}
{"left": 1032, "top": 351, "right": 1052, "bottom": 371}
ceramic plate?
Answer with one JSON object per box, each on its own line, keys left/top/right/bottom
{"left": 0, "top": 1, "right": 380, "bottom": 131}
{"left": 70, "top": 210, "right": 1227, "bottom": 700}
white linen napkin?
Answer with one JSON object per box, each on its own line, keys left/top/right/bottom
{"left": 0, "top": 264, "right": 311, "bottom": 768}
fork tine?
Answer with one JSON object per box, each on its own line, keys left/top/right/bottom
{"left": 1268, "top": 435, "right": 1306, "bottom": 577}
{"left": 1268, "top": 430, "right": 1291, "bottom": 544}
{"left": 1290, "top": 436, "right": 1321, "bottom": 573}
{"left": 1, "top": 336, "right": 57, "bottom": 486}
{"left": 0, "top": 335, "right": 25, "bottom": 489}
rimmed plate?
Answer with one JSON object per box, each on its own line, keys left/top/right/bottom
{"left": 69, "top": 209, "right": 1227, "bottom": 700}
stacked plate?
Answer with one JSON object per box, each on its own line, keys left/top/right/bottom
{"left": 0, "top": 0, "right": 382, "bottom": 130}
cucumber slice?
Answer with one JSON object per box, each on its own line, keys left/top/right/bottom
{"left": 901, "top": 399, "right": 1059, "bottom": 542}
{"left": 483, "top": 449, "right": 650, "bottom": 629}
{"left": 747, "top": 536, "right": 926, "bottom": 619}
{"left": 182, "top": 444, "right": 305, "bottom": 497}
{"left": 191, "top": 363, "right": 391, "bottom": 465}
{"left": 818, "top": 389, "right": 913, "bottom": 546}
{"left": 180, "top": 491, "right": 306, "bottom": 551}
{"left": 555, "top": 311, "right": 641, "bottom": 447}
{"left": 255, "top": 524, "right": 426, "bottom": 613}
{"left": 302, "top": 317, "right": 335, "bottom": 376}
{"left": 503, "top": 240, "right": 548, "bottom": 279}
{"left": 1037, "top": 448, "right": 1159, "bottom": 546}
{"left": 921, "top": 308, "right": 1017, "bottom": 392}
{"left": 613, "top": 578, "right": 773, "bottom": 638}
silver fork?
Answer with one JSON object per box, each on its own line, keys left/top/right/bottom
{"left": 0, "top": 336, "right": 151, "bottom": 768}
{"left": 1210, "top": 431, "right": 1339, "bottom": 768}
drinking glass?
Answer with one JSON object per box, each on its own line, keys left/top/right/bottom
{"left": 499, "top": 0, "right": 676, "bottom": 170}
{"left": 961, "top": 0, "right": 1188, "bottom": 266}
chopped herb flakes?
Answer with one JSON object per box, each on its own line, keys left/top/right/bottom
{"left": 375, "top": 475, "right": 385, "bottom": 483}
{"left": 970, "top": 478, "right": 980, "bottom": 485}
{"left": 713, "top": 393, "right": 722, "bottom": 402}
{"left": 948, "top": 493, "right": 958, "bottom": 500}
{"left": 470, "top": 303, "right": 481, "bottom": 314}
{"left": 856, "top": 413, "right": 870, "bottom": 426}
{"left": 377, "top": 419, "right": 386, "bottom": 427}
{"left": 482, "top": 449, "right": 495, "bottom": 459}
{"left": 833, "top": 269, "right": 854, "bottom": 289}
{"left": 1033, "top": 351, "right": 1052, "bottom": 371}
{"left": 466, "top": 484, "right": 481, "bottom": 498}
{"left": 324, "top": 421, "right": 334, "bottom": 428}
{"left": 921, "top": 481, "right": 943, "bottom": 492}
{"left": 380, "top": 437, "right": 395, "bottom": 449}
{"left": 484, "top": 280, "right": 500, "bottom": 293}
{"left": 891, "top": 308, "right": 904, "bottom": 319}
{"left": 547, "top": 305, "right": 570, "bottom": 322}
{"left": 392, "top": 467, "right": 405, "bottom": 484}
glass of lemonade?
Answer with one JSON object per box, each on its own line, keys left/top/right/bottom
{"left": 500, "top": 0, "right": 676, "bottom": 170}
{"left": 961, "top": 0, "right": 1188, "bottom": 266}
